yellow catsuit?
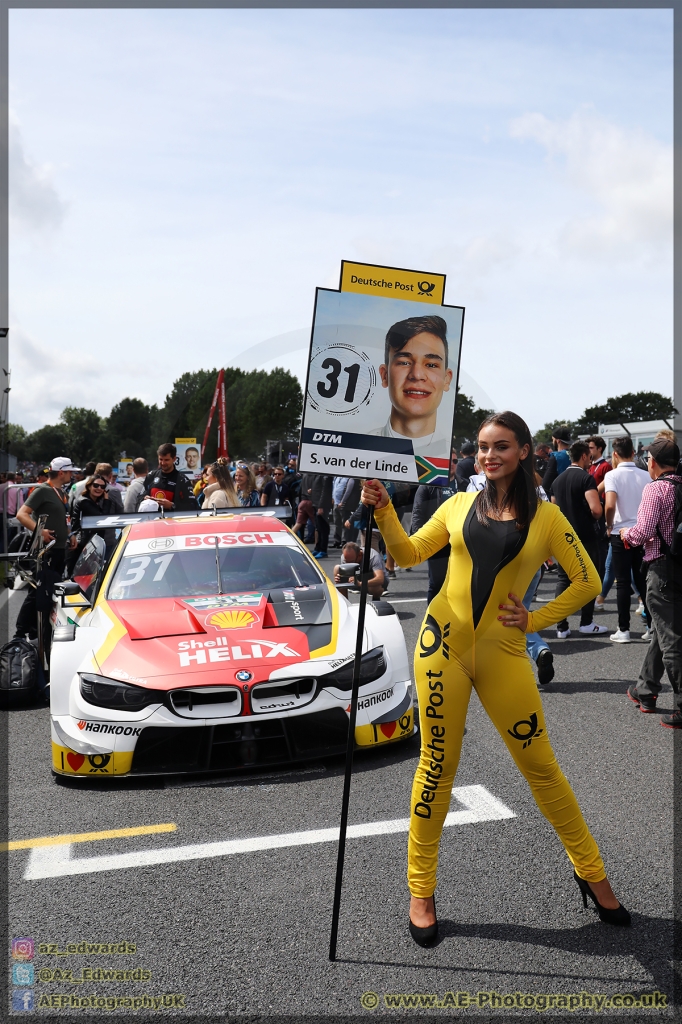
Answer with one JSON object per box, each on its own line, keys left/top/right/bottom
{"left": 373, "top": 492, "right": 605, "bottom": 898}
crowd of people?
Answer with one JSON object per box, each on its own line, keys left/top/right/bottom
{"left": 3, "top": 423, "right": 680, "bottom": 730}
{"left": 4, "top": 407, "right": 678, "bottom": 958}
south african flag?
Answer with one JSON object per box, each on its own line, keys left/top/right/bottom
{"left": 415, "top": 456, "right": 451, "bottom": 487}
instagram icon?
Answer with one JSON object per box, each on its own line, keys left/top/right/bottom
{"left": 11, "top": 939, "right": 34, "bottom": 961}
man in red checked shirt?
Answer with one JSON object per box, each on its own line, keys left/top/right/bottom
{"left": 622, "top": 436, "right": 682, "bottom": 729}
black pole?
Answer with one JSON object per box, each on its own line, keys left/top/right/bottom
{"left": 329, "top": 504, "right": 375, "bottom": 961}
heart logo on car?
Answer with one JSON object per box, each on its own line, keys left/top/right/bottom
{"left": 380, "top": 722, "right": 396, "bottom": 739}
{"left": 66, "top": 752, "right": 85, "bottom": 771}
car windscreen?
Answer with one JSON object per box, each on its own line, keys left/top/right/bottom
{"left": 107, "top": 543, "right": 323, "bottom": 601}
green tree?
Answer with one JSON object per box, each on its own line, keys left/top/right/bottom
{"left": 533, "top": 391, "right": 677, "bottom": 443}
{"left": 573, "top": 392, "right": 677, "bottom": 435}
{"left": 101, "top": 397, "right": 154, "bottom": 462}
{"left": 226, "top": 367, "right": 302, "bottom": 460}
{"left": 533, "top": 420, "right": 577, "bottom": 445}
{"left": 151, "top": 369, "right": 219, "bottom": 451}
{"left": 180, "top": 368, "right": 246, "bottom": 461}
{"left": 151, "top": 366, "right": 303, "bottom": 463}
{"left": 59, "top": 407, "right": 103, "bottom": 466}
{"left": 4, "top": 423, "right": 29, "bottom": 460}
{"left": 452, "top": 390, "right": 494, "bottom": 450}
{"left": 25, "top": 423, "right": 70, "bottom": 465}
{"left": 12, "top": 364, "right": 305, "bottom": 470}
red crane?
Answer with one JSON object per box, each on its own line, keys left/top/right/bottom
{"left": 201, "top": 369, "right": 228, "bottom": 461}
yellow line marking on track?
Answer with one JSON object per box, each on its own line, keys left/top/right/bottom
{"left": 0, "top": 823, "right": 176, "bottom": 852}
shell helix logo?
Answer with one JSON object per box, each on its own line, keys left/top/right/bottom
{"left": 209, "top": 610, "right": 257, "bottom": 630}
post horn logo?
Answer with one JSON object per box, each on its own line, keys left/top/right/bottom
{"left": 507, "top": 712, "right": 543, "bottom": 749}
{"left": 418, "top": 614, "right": 450, "bottom": 660}
{"left": 209, "top": 610, "right": 257, "bottom": 629}
{"left": 417, "top": 280, "right": 436, "bottom": 296}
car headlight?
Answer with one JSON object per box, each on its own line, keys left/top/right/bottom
{"left": 79, "top": 673, "right": 162, "bottom": 711}
{"left": 321, "top": 647, "right": 386, "bottom": 692}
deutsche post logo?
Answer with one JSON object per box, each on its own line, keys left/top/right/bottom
{"left": 418, "top": 614, "right": 450, "bottom": 660}
{"left": 209, "top": 610, "right": 257, "bottom": 630}
{"left": 507, "top": 712, "right": 543, "bottom": 749}
{"left": 417, "top": 280, "right": 435, "bottom": 296}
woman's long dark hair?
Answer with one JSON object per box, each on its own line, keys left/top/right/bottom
{"left": 475, "top": 411, "right": 539, "bottom": 530}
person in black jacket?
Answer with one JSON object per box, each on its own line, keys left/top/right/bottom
{"left": 534, "top": 443, "right": 551, "bottom": 479}
{"left": 144, "top": 443, "right": 198, "bottom": 512}
{"left": 338, "top": 477, "right": 362, "bottom": 543}
{"left": 454, "top": 443, "right": 477, "bottom": 492}
{"left": 301, "top": 474, "right": 333, "bottom": 558}
{"left": 410, "top": 482, "right": 456, "bottom": 602}
{"left": 68, "top": 474, "right": 119, "bottom": 572}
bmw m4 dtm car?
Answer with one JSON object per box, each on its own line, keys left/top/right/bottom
{"left": 50, "top": 508, "right": 414, "bottom": 778}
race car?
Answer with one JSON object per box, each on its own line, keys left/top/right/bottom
{"left": 49, "top": 508, "right": 414, "bottom": 778}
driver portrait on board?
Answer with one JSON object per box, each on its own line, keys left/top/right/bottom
{"left": 370, "top": 314, "right": 453, "bottom": 455}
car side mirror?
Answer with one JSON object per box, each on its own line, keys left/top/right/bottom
{"left": 336, "top": 563, "right": 360, "bottom": 579}
{"left": 55, "top": 581, "right": 91, "bottom": 608}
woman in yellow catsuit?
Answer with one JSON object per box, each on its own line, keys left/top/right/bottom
{"left": 362, "top": 411, "right": 630, "bottom": 945}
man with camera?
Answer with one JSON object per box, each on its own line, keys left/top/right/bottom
{"left": 14, "top": 457, "right": 78, "bottom": 641}
{"left": 333, "top": 540, "right": 388, "bottom": 600}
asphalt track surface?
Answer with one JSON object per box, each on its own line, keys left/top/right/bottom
{"left": 2, "top": 563, "right": 675, "bottom": 1019}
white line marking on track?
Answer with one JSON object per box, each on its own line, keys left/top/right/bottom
{"left": 384, "top": 597, "right": 427, "bottom": 604}
{"left": 23, "top": 785, "right": 515, "bottom": 880}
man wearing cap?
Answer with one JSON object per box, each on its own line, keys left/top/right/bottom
{"left": 541, "top": 425, "right": 572, "bottom": 496}
{"left": 622, "top": 437, "right": 682, "bottom": 729}
{"left": 14, "top": 457, "right": 78, "bottom": 641}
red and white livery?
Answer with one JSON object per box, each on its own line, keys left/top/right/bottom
{"left": 50, "top": 510, "right": 413, "bottom": 778}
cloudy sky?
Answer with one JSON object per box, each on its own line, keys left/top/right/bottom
{"left": 9, "top": 8, "right": 672, "bottom": 434}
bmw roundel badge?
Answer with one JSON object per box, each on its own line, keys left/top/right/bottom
{"left": 236, "top": 671, "right": 252, "bottom": 682}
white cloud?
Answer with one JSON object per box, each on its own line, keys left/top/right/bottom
{"left": 9, "top": 112, "right": 67, "bottom": 233}
{"left": 510, "top": 108, "right": 672, "bottom": 257}
{"left": 433, "top": 234, "right": 520, "bottom": 286}
{"left": 9, "top": 321, "right": 106, "bottom": 430}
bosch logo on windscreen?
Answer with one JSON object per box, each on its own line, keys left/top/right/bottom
{"left": 184, "top": 533, "right": 274, "bottom": 547}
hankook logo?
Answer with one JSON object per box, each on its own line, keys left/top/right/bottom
{"left": 148, "top": 538, "right": 174, "bottom": 550}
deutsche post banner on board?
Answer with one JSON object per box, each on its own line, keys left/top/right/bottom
{"left": 299, "top": 261, "right": 464, "bottom": 486}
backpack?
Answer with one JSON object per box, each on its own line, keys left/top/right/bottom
{"left": 655, "top": 477, "right": 682, "bottom": 562}
{"left": 0, "top": 639, "right": 39, "bottom": 696}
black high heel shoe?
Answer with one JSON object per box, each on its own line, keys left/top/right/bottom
{"left": 409, "top": 895, "right": 439, "bottom": 947}
{"left": 573, "top": 872, "right": 631, "bottom": 927}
